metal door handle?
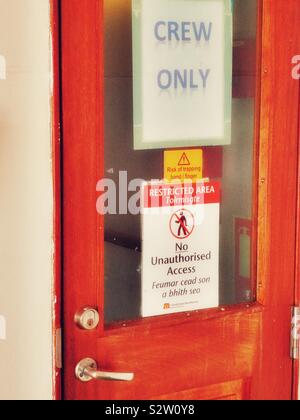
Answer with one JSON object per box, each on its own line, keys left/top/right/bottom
{"left": 75, "top": 358, "right": 134, "bottom": 382}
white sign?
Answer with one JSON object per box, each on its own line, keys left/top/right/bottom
{"left": 132, "top": 0, "right": 233, "bottom": 150}
{"left": 141, "top": 181, "right": 220, "bottom": 317}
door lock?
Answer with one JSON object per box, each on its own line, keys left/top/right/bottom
{"left": 75, "top": 358, "right": 134, "bottom": 382}
{"left": 75, "top": 307, "right": 100, "bottom": 330}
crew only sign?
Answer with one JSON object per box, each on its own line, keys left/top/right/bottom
{"left": 133, "top": 0, "right": 232, "bottom": 150}
{"left": 141, "top": 181, "right": 220, "bottom": 317}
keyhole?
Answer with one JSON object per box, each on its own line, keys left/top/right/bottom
{"left": 87, "top": 318, "right": 94, "bottom": 327}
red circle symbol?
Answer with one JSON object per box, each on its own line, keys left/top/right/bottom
{"left": 169, "top": 209, "right": 195, "bottom": 240}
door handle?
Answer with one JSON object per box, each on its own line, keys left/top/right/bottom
{"left": 75, "top": 358, "right": 134, "bottom": 382}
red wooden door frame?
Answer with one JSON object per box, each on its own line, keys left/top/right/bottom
{"left": 49, "top": 0, "right": 62, "bottom": 400}
{"left": 57, "top": 0, "right": 300, "bottom": 400}
{"left": 252, "top": 0, "right": 300, "bottom": 399}
{"left": 293, "top": 67, "right": 300, "bottom": 400}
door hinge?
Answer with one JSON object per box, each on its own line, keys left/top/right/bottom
{"left": 291, "top": 307, "right": 300, "bottom": 360}
{"left": 55, "top": 328, "right": 62, "bottom": 369}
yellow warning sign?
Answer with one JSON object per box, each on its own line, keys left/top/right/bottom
{"left": 164, "top": 149, "right": 203, "bottom": 182}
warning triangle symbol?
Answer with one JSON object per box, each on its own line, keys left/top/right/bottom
{"left": 178, "top": 152, "right": 191, "bottom": 166}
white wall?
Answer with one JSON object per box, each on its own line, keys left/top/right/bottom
{"left": 0, "top": 0, "right": 54, "bottom": 400}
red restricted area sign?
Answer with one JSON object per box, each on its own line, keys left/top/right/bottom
{"left": 141, "top": 181, "right": 221, "bottom": 318}
{"left": 143, "top": 181, "right": 220, "bottom": 209}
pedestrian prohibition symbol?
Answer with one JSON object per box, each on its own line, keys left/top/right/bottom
{"left": 169, "top": 209, "right": 195, "bottom": 240}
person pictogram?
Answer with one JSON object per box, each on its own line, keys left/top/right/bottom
{"left": 169, "top": 209, "right": 195, "bottom": 240}
{"left": 176, "top": 211, "right": 189, "bottom": 237}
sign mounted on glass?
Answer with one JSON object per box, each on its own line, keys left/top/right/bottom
{"left": 132, "top": 0, "right": 233, "bottom": 150}
{"left": 141, "top": 181, "right": 220, "bottom": 317}
{"left": 164, "top": 149, "right": 204, "bottom": 182}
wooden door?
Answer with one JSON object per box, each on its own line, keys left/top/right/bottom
{"left": 61, "top": 0, "right": 300, "bottom": 400}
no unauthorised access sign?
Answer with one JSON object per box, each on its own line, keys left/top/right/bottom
{"left": 141, "top": 181, "right": 220, "bottom": 317}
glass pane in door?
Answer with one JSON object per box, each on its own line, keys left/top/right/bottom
{"left": 102, "top": 0, "right": 259, "bottom": 323}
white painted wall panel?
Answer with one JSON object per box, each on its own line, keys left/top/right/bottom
{"left": 0, "top": 0, "right": 53, "bottom": 400}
